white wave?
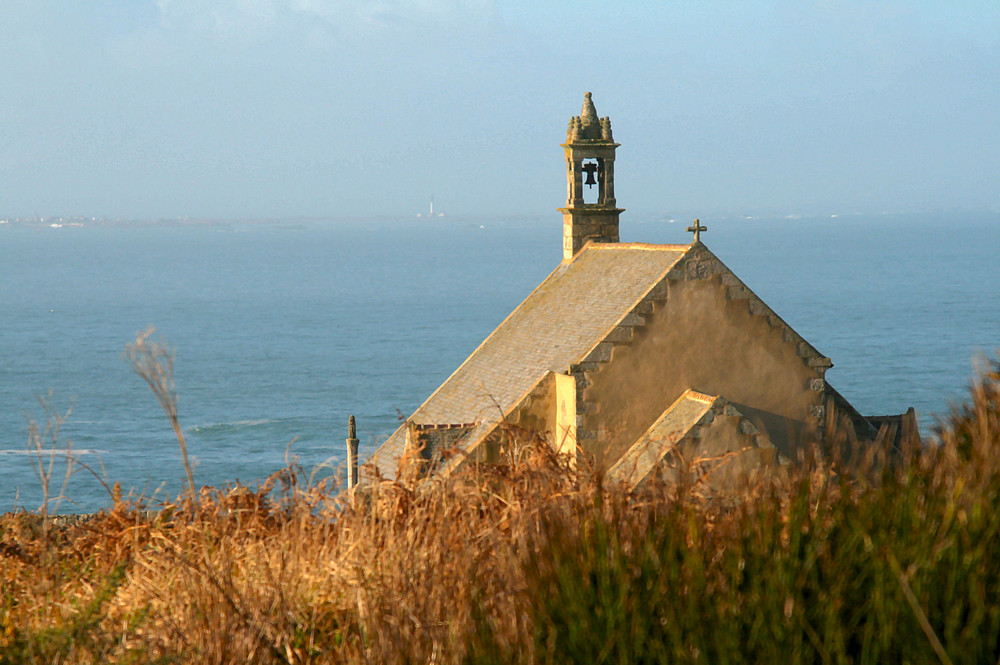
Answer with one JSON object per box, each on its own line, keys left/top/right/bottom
{"left": 0, "top": 449, "right": 108, "bottom": 456}
{"left": 190, "top": 419, "right": 276, "bottom": 433}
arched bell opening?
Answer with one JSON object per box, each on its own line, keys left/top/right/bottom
{"left": 582, "top": 159, "right": 600, "bottom": 205}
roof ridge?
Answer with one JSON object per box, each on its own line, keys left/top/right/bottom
{"left": 684, "top": 389, "right": 719, "bottom": 404}
{"left": 411, "top": 421, "right": 480, "bottom": 430}
{"left": 586, "top": 242, "right": 692, "bottom": 252}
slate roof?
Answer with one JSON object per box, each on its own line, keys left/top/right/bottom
{"left": 369, "top": 242, "right": 690, "bottom": 478}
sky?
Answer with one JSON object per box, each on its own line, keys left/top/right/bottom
{"left": 1, "top": 1, "right": 998, "bottom": 221}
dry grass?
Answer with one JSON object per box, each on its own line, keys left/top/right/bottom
{"left": 2, "top": 353, "right": 1000, "bottom": 663}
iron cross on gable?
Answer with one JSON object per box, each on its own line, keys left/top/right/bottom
{"left": 687, "top": 219, "right": 706, "bottom": 242}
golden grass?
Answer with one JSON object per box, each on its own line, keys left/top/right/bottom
{"left": 2, "top": 354, "right": 999, "bottom": 663}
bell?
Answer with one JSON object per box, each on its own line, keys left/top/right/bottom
{"left": 584, "top": 169, "right": 598, "bottom": 187}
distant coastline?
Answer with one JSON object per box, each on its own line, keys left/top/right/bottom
{"left": 4, "top": 208, "right": 999, "bottom": 231}
{"left": 0, "top": 213, "right": 558, "bottom": 229}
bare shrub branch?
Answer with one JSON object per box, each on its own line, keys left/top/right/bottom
{"left": 125, "top": 326, "right": 195, "bottom": 499}
{"left": 25, "top": 391, "right": 75, "bottom": 520}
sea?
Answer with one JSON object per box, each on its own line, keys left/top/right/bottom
{"left": 1, "top": 211, "right": 998, "bottom": 513}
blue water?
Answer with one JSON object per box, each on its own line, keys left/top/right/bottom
{"left": 1, "top": 212, "right": 998, "bottom": 513}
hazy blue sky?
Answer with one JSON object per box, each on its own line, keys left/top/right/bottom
{"left": 2, "top": 1, "right": 998, "bottom": 220}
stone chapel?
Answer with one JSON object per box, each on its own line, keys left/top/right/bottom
{"left": 356, "top": 93, "right": 916, "bottom": 490}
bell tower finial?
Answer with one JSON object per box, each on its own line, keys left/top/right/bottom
{"left": 558, "top": 92, "right": 624, "bottom": 261}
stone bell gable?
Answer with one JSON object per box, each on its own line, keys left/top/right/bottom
{"left": 559, "top": 92, "right": 624, "bottom": 261}
{"left": 357, "top": 94, "right": 915, "bottom": 489}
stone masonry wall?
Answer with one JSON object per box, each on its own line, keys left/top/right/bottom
{"left": 569, "top": 247, "right": 831, "bottom": 469}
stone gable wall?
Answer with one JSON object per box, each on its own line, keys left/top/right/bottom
{"left": 570, "top": 248, "right": 830, "bottom": 469}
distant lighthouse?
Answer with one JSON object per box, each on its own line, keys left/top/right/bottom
{"left": 419, "top": 196, "right": 443, "bottom": 218}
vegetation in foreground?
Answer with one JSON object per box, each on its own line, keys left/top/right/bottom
{"left": 2, "top": 342, "right": 1000, "bottom": 663}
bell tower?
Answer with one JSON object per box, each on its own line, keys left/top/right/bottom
{"left": 559, "top": 92, "right": 624, "bottom": 261}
